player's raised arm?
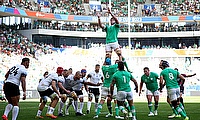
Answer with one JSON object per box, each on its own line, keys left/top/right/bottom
{"left": 97, "top": 13, "right": 105, "bottom": 29}
{"left": 108, "top": 7, "right": 119, "bottom": 24}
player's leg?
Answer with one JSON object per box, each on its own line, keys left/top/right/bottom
{"left": 105, "top": 43, "right": 112, "bottom": 63}
{"left": 169, "top": 89, "right": 189, "bottom": 120}
{"left": 9, "top": 95, "right": 20, "bottom": 120}
{"left": 36, "top": 96, "right": 47, "bottom": 118}
{"left": 58, "top": 94, "right": 67, "bottom": 116}
{"left": 93, "top": 95, "right": 106, "bottom": 118}
{"left": 93, "top": 88, "right": 100, "bottom": 113}
{"left": 146, "top": 90, "right": 154, "bottom": 116}
{"left": 115, "top": 48, "right": 131, "bottom": 72}
{"left": 2, "top": 82, "right": 14, "bottom": 120}
{"left": 167, "top": 96, "right": 179, "bottom": 118}
{"left": 116, "top": 91, "right": 128, "bottom": 119}
{"left": 87, "top": 88, "right": 93, "bottom": 114}
{"left": 124, "top": 101, "right": 132, "bottom": 117}
{"left": 127, "top": 91, "right": 137, "bottom": 120}
{"left": 94, "top": 87, "right": 107, "bottom": 118}
{"left": 153, "top": 90, "right": 160, "bottom": 116}
{"left": 46, "top": 89, "right": 59, "bottom": 119}
{"left": 65, "top": 97, "right": 73, "bottom": 115}
{"left": 106, "top": 96, "right": 113, "bottom": 117}
{"left": 78, "top": 95, "right": 85, "bottom": 115}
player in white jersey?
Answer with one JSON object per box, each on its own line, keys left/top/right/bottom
{"left": 57, "top": 69, "right": 71, "bottom": 117}
{"left": 2, "top": 58, "right": 30, "bottom": 120}
{"left": 35, "top": 67, "right": 63, "bottom": 119}
{"left": 66, "top": 71, "right": 101, "bottom": 116}
{"left": 86, "top": 64, "right": 104, "bottom": 114}
{"left": 39, "top": 71, "right": 49, "bottom": 106}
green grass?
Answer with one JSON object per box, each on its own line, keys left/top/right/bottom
{"left": 0, "top": 101, "right": 199, "bottom": 120}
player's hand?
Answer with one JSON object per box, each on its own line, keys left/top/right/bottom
{"left": 97, "top": 82, "right": 102, "bottom": 86}
{"left": 139, "top": 91, "right": 141, "bottom": 96}
{"left": 22, "top": 92, "right": 26, "bottom": 100}
{"left": 107, "top": 7, "right": 111, "bottom": 14}
{"left": 134, "top": 87, "right": 138, "bottom": 93}
{"left": 158, "top": 88, "right": 163, "bottom": 93}
{"left": 97, "top": 12, "right": 101, "bottom": 18}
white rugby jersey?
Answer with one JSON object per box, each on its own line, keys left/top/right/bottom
{"left": 88, "top": 71, "right": 103, "bottom": 88}
{"left": 6, "top": 64, "right": 28, "bottom": 86}
{"left": 37, "top": 73, "right": 58, "bottom": 92}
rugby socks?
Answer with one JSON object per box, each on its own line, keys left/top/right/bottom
{"left": 4, "top": 104, "right": 13, "bottom": 116}
{"left": 12, "top": 106, "right": 19, "bottom": 120}
{"left": 119, "top": 106, "right": 126, "bottom": 113}
{"left": 170, "top": 104, "right": 178, "bottom": 115}
{"left": 48, "top": 107, "right": 55, "bottom": 115}
{"left": 130, "top": 105, "right": 136, "bottom": 117}
{"left": 79, "top": 102, "right": 84, "bottom": 113}
{"left": 47, "top": 106, "right": 50, "bottom": 114}
{"left": 179, "top": 103, "right": 186, "bottom": 114}
{"left": 107, "top": 102, "right": 112, "bottom": 114}
{"left": 96, "top": 104, "right": 103, "bottom": 115}
{"left": 176, "top": 107, "right": 186, "bottom": 118}
{"left": 148, "top": 102, "right": 153, "bottom": 112}
{"left": 180, "top": 97, "right": 184, "bottom": 107}
{"left": 58, "top": 101, "right": 64, "bottom": 114}
{"left": 115, "top": 104, "right": 119, "bottom": 116}
{"left": 36, "top": 110, "right": 42, "bottom": 117}
{"left": 154, "top": 101, "right": 159, "bottom": 111}
{"left": 95, "top": 102, "right": 98, "bottom": 112}
{"left": 124, "top": 101, "right": 130, "bottom": 112}
{"left": 87, "top": 101, "right": 91, "bottom": 111}
{"left": 74, "top": 100, "right": 78, "bottom": 112}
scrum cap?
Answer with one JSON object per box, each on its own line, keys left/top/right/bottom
{"left": 57, "top": 67, "right": 64, "bottom": 74}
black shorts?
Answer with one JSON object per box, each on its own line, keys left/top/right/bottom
{"left": 89, "top": 88, "right": 100, "bottom": 96}
{"left": 74, "top": 90, "right": 83, "bottom": 96}
{"left": 38, "top": 88, "right": 54, "bottom": 97}
{"left": 4, "top": 82, "right": 20, "bottom": 97}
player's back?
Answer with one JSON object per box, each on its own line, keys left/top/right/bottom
{"left": 37, "top": 73, "right": 58, "bottom": 91}
{"left": 113, "top": 70, "right": 132, "bottom": 92}
{"left": 102, "top": 64, "right": 118, "bottom": 87}
{"left": 161, "top": 68, "right": 179, "bottom": 89}
{"left": 6, "top": 64, "right": 27, "bottom": 86}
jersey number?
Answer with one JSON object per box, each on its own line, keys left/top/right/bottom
{"left": 105, "top": 72, "right": 110, "bottom": 78}
{"left": 123, "top": 76, "right": 128, "bottom": 83}
{"left": 9, "top": 66, "right": 19, "bottom": 76}
{"left": 169, "top": 73, "right": 174, "bottom": 80}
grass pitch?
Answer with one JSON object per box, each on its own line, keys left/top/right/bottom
{"left": 0, "top": 100, "right": 199, "bottom": 120}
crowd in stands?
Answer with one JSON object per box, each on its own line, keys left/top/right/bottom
{"left": 0, "top": 24, "right": 53, "bottom": 58}
{"left": 1, "top": 0, "right": 200, "bottom": 17}
{"left": 32, "top": 20, "right": 200, "bottom": 32}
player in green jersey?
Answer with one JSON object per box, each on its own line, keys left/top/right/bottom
{"left": 159, "top": 60, "right": 189, "bottom": 120}
{"left": 110, "top": 61, "right": 138, "bottom": 120}
{"left": 139, "top": 67, "right": 159, "bottom": 117}
{"left": 93, "top": 58, "right": 119, "bottom": 119}
{"left": 97, "top": 7, "right": 131, "bottom": 72}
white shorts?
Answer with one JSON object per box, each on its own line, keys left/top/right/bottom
{"left": 105, "top": 42, "right": 119, "bottom": 52}
{"left": 116, "top": 91, "right": 133, "bottom": 101}
{"left": 167, "top": 88, "right": 180, "bottom": 101}
{"left": 146, "top": 89, "right": 160, "bottom": 96}
{"left": 101, "top": 87, "right": 110, "bottom": 98}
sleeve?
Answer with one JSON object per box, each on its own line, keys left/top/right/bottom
{"left": 154, "top": 72, "right": 159, "bottom": 79}
{"left": 21, "top": 68, "right": 28, "bottom": 77}
{"left": 51, "top": 73, "right": 58, "bottom": 82}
